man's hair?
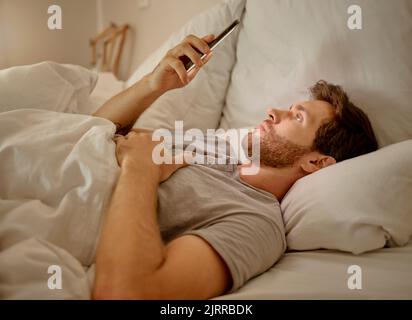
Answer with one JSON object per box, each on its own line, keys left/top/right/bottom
{"left": 310, "top": 80, "right": 378, "bottom": 162}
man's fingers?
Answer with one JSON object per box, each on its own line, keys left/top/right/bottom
{"left": 186, "top": 34, "right": 211, "bottom": 54}
{"left": 165, "top": 35, "right": 216, "bottom": 86}
{"left": 130, "top": 128, "right": 153, "bottom": 134}
{"left": 126, "top": 130, "right": 136, "bottom": 137}
{"left": 168, "top": 57, "right": 188, "bottom": 84}
{"left": 202, "top": 51, "right": 214, "bottom": 64}
{"left": 179, "top": 43, "right": 204, "bottom": 69}
{"left": 113, "top": 134, "right": 124, "bottom": 143}
{"left": 202, "top": 34, "right": 216, "bottom": 44}
{"left": 187, "top": 51, "right": 213, "bottom": 81}
{"left": 187, "top": 66, "right": 200, "bottom": 82}
{"left": 183, "top": 35, "right": 215, "bottom": 70}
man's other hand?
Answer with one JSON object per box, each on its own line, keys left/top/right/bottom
{"left": 114, "top": 130, "right": 187, "bottom": 183}
{"left": 148, "top": 34, "right": 215, "bottom": 93}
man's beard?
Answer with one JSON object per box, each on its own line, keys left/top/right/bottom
{"left": 244, "top": 130, "right": 313, "bottom": 168}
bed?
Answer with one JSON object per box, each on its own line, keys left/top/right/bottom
{"left": 1, "top": 0, "right": 411, "bottom": 299}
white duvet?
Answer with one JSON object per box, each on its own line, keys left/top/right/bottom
{"left": 0, "top": 109, "right": 119, "bottom": 299}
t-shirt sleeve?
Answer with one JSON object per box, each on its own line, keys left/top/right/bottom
{"left": 181, "top": 212, "right": 286, "bottom": 294}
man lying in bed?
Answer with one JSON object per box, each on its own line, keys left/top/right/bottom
{"left": 91, "top": 34, "right": 378, "bottom": 299}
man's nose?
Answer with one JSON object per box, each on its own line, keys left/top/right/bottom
{"left": 266, "top": 108, "right": 283, "bottom": 124}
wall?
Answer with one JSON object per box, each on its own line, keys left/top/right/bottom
{"left": 99, "top": 0, "right": 222, "bottom": 80}
{"left": 0, "top": 0, "right": 222, "bottom": 78}
{"left": 0, "top": 0, "right": 97, "bottom": 69}
{"left": 0, "top": 0, "right": 7, "bottom": 68}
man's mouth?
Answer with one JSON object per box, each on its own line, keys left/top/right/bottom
{"left": 256, "top": 120, "right": 272, "bottom": 133}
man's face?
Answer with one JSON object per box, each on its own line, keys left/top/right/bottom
{"left": 250, "top": 100, "right": 335, "bottom": 167}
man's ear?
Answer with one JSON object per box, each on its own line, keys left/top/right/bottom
{"left": 299, "top": 152, "right": 336, "bottom": 174}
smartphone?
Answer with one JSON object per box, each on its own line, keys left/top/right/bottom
{"left": 182, "top": 19, "right": 240, "bottom": 73}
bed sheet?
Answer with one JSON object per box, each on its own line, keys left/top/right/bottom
{"left": 0, "top": 109, "right": 119, "bottom": 299}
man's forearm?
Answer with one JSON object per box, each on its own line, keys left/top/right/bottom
{"left": 93, "top": 162, "right": 166, "bottom": 298}
{"left": 93, "top": 74, "right": 164, "bottom": 132}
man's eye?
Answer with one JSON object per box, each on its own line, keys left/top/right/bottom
{"left": 295, "top": 113, "right": 303, "bottom": 122}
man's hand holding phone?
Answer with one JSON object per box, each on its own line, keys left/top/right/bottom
{"left": 148, "top": 34, "right": 215, "bottom": 93}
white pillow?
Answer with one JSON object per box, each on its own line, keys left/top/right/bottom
{"left": 0, "top": 61, "right": 98, "bottom": 114}
{"left": 221, "top": 0, "right": 412, "bottom": 147}
{"left": 281, "top": 140, "right": 412, "bottom": 254}
{"left": 88, "top": 72, "right": 126, "bottom": 114}
{"left": 127, "top": 0, "right": 246, "bottom": 131}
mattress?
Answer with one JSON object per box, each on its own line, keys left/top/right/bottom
{"left": 217, "top": 239, "right": 412, "bottom": 299}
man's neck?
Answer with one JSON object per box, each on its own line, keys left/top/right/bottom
{"left": 237, "top": 163, "right": 303, "bottom": 201}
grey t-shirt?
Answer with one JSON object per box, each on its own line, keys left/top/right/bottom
{"left": 157, "top": 161, "right": 286, "bottom": 294}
